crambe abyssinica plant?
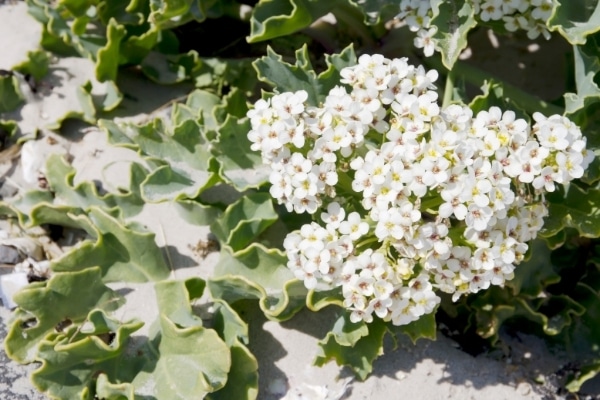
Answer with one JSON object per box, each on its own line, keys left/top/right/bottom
{"left": 247, "top": 54, "right": 593, "bottom": 327}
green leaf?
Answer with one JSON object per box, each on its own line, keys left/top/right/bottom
{"left": 135, "top": 315, "right": 231, "bottom": 399}
{"left": 141, "top": 50, "right": 202, "bottom": 84}
{"left": 470, "top": 287, "right": 548, "bottom": 341}
{"left": 564, "top": 34, "right": 600, "bottom": 115}
{"left": 209, "top": 243, "right": 307, "bottom": 320}
{"left": 565, "top": 361, "right": 600, "bottom": 393}
{"left": 95, "top": 374, "right": 135, "bottom": 400}
{"left": 430, "top": 0, "right": 477, "bottom": 69}
{"left": 468, "top": 79, "right": 528, "bottom": 120}
{"left": 316, "top": 44, "right": 357, "bottom": 95}
{"left": 125, "top": 276, "right": 232, "bottom": 399}
{"left": 211, "top": 116, "right": 270, "bottom": 192}
{"left": 51, "top": 207, "right": 171, "bottom": 282}
{"left": 101, "top": 117, "right": 217, "bottom": 202}
{"left": 210, "top": 193, "right": 278, "bottom": 252}
{"left": 212, "top": 300, "right": 250, "bottom": 346}
{"left": 45, "top": 153, "right": 144, "bottom": 217}
{"left": 154, "top": 278, "right": 206, "bottom": 329}
{"left": 392, "top": 312, "right": 437, "bottom": 344}
{"left": 148, "top": 0, "right": 195, "bottom": 30}
{"left": 175, "top": 198, "right": 223, "bottom": 227}
{"left": 314, "top": 315, "right": 387, "bottom": 380}
{"left": 306, "top": 288, "right": 344, "bottom": 311}
{"left": 248, "top": 0, "right": 334, "bottom": 43}
{"left": 542, "top": 183, "right": 600, "bottom": 240}
{"left": 207, "top": 340, "right": 258, "bottom": 400}
{"left": 252, "top": 45, "right": 321, "bottom": 104}
{"left": 96, "top": 19, "right": 126, "bottom": 82}
{"left": 320, "top": 312, "right": 369, "bottom": 347}
{"left": 0, "top": 74, "right": 24, "bottom": 113}
{"left": 30, "top": 309, "right": 144, "bottom": 400}
{"left": 13, "top": 49, "right": 51, "bottom": 81}
{"left": 5, "top": 267, "right": 124, "bottom": 363}
{"left": 548, "top": 0, "right": 600, "bottom": 44}
{"left": 506, "top": 240, "right": 561, "bottom": 297}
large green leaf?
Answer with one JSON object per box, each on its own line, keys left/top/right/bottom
{"left": 210, "top": 193, "right": 278, "bottom": 252}
{"left": 130, "top": 278, "right": 232, "bottom": 399}
{"left": 101, "top": 117, "right": 217, "bottom": 202}
{"left": 5, "top": 267, "right": 124, "bottom": 363}
{"left": 45, "top": 153, "right": 144, "bottom": 217}
{"left": 206, "top": 340, "right": 258, "bottom": 400}
{"left": 506, "top": 240, "right": 561, "bottom": 297}
{"left": 30, "top": 309, "right": 144, "bottom": 400}
{"left": 211, "top": 116, "right": 270, "bottom": 192}
{"left": 248, "top": 0, "right": 334, "bottom": 43}
{"left": 314, "top": 314, "right": 387, "bottom": 380}
{"left": 209, "top": 243, "right": 307, "bottom": 321}
{"left": 50, "top": 207, "right": 170, "bottom": 282}
{"left": 542, "top": 183, "right": 600, "bottom": 241}
{"left": 430, "top": 0, "right": 477, "bottom": 70}
{"left": 548, "top": 0, "right": 600, "bottom": 44}
{"left": 154, "top": 278, "right": 206, "bottom": 329}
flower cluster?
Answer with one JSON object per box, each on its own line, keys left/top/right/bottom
{"left": 396, "top": 0, "right": 554, "bottom": 57}
{"left": 247, "top": 54, "right": 592, "bottom": 326}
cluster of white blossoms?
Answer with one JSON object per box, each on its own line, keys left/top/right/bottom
{"left": 247, "top": 54, "right": 593, "bottom": 326}
{"left": 397, "top": 0, "right": 554, "bottom": 57}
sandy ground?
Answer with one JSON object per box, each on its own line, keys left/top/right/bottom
{"left": 0, "top": 3, "right": 595, "bottom": 399}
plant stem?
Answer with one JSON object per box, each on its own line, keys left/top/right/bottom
{"left": 443, "top": 68, "right": 456, "bottom": 109}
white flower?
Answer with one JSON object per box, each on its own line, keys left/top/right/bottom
{"left": 321, "top": 202, "right": 346, "bottom": 230}
{"left": 338, "top": 212, "right": 369, "bottom": 240}
{"left": 414, "top": 28, "right": 437, "bottom": 57}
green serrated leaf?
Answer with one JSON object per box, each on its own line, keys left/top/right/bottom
{"left": 45, "top": 153, "right": 144, "bottom": 217}
{"left": 507, "top": 240, "right": 561, "bottom": 297}
{"left": 248, "top": 0, "right": 334, "bottom": 43}
{"left": 206, "top": 340, "right": 258, "bottom": 400}
{"left": 209, "top": 243, "right": 307, "bottom": 320}
{"left": 212, "top": 300, "right": 250, "bottom": 346}
{"left": 314, "top": 315, "right": 387, "bottom": 380}
{"left": 5, "top": 267, "right": 124, "bottom": 363}
{"left": 317, "top": 44, "right": 357, "bottom": 94}
{"left": 548, "top": 0, "right": 600, "bottom": 44}
{"left": 253, "top": 45, "right": 322, "bottom": 104}
{"left": 211, "top": 115, "right": 270, "bottom": 192}
{"left": 564, "top": 34, "right": 600, "bottom": 115}
{"left": 101, "top": 117, "right": 217, "bottom": 202}
{"left": 468, "top": 80, "right": 529, "bottom": 120}
{"left": 0, "top": 74, "right": 25, "bottom": 113}
{"left": 155, "top": 278, "right": 206, "bottom": 329}
{"left": 391, "top": 312, "right": 437, "bottom": 344}
{"left": 95, "top": 373, "right": 135, "bottom": 400}
{"left": 31, "top": 309, "right": 143, "bottom": 400}
{"left": 12, "top": 49, "right": 51, "bottom": 81}
{"left": 210, "top": 193, "right": 278, "bottom": 252}
{"left": 149, "top": 0, "right": 195, "bottom": 30}
{"left": 95, "top": 19, "right": 127, "bottom": 82}
{"left": 306, "top": 288, "right": 344, "bottom": 311}
{"left": 175, "top": 198, "right": 223, "bottom": 227}
{"left": 138, "top": 315, "right": 231, "bottom": 399}
{"left": 430, "top": 0, "right": 477, "bottom": 70}
{"left": 542, "top": 183, "right": 600, "bottom": 240}
{"left": 51, "top": 207, "right": 170, "bottom": 282}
